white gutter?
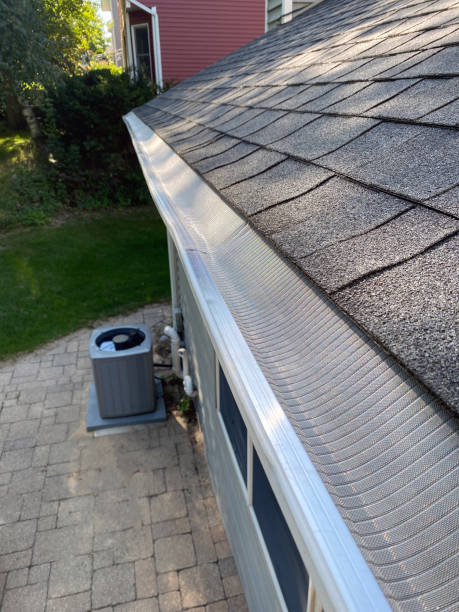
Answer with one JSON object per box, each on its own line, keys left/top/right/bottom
{"left": 124, "top": 111, "right": 391, "bottom": 612}
{"left": 126, "top": 0, "right": 163, "bottom": 88}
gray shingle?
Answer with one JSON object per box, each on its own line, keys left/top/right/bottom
{"left": 231, "top": 86, "right": 272, "bottom": 106}
{"left": 203, "top": 149, "right": 285, "bottom": 190}
{"left": 271, "top": 190, "right": 416, "bottom": 260}
{"left": 277, "top": 84, "right": 339, "bottom": 109}
{"left": 181, "top": 135, "right": 240, "bottom": 163}
{"left": 340, "top": 51, "right": 425, "bottom": 80}
{"left": 256, "top": 177, "right": 411, "bottom": 256}
{"left": 318, "top": 59, "right": 372, "bottom": 82}
{"left": 222, "top": 159, "right": 332, "bottom": 216}
{"left": 271, "top": 115, "right": 378, "bottom": 160}
{"left": 256, "top": 86, "right": 308, "bottom": 108}
{"left": 224, "top": 87, "right": 258, "bottom": 105}
{"left": 205, "top": 106, "right": 245, "bottom": 128}
{"left": 334, "top": 235, "right": 459, "bottom": 409}
{"left": 378, "top": 77, "right": 459, "bottom": 119}
{"left": 284, "top": 62, "right": 341, "bottom": 84}
{"left": 396, "top": 46, "right": 459, "bottom": 76}
{"left": 228, "top": 110, "right": 286, "bottom": 138}
{"left": 193, "top": 142, "right": 258, "bottom": 174}
{"left": 156, "top": 117, "right": 192, "bottom": 136}
{"left": 368, "top": 77, "right": 459, "bottom": 119}
{"left": 333, "top": 40, "right": 382, "bottom": 61}
{"left": 172, "top": 129, "right": 222, "bottom": 154}
{"left": 377, "top": 50, "right": 440, "bottom": 78}
{"left": 391, "top": 25, "right": 459, "bottom": 53}
{"left": 427, "top": 186, "right": 459, "bottom": 217}
{"left": 326, "top": 79, "right": 419, "bottom": 114}
{"left": 165, "top": 124, "right": 208, "bottom": 146}
{"left": 431, "top": 26, "right": 459, "bottom": 46}
{"left": 131, "top": 0, "right": 459, "bottom": 429}
{"left": 361, "top": 34, "right": 416, "bottom": 57}
{"left": 299, "top": 207, "right": 459, "bottom": 291}
{"left": 422, "top": 98, "right": 459, "bottom": 126}
{"left": 193, "top": 103, "right": 232, "bottom": 123}
{"left": 352, "top": 126, "right": 459, "bottom": 200}
{"left": 256, "top": 68, "right": 303, "bottom": 86}
{"left": 212, "top": 108, "right": 265, "bottom": 131}
{"left": 319, "top": 122, "right": 425, "bottom": 173}
{"left": 300, "top": 82, "right": 369, "bottom": 110}
{"left": 245, "top": 112, "right": 319, "bottom": 145}
{"left": 409, "top": 8, "right": 459, "bottom": 31}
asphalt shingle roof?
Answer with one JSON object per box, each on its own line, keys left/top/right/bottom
{"left": 133, "top": 0, "right": 459, "bottom": 416}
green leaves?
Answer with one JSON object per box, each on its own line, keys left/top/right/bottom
{"left": 0, "top": 0, "right": 105, "bottom": 110}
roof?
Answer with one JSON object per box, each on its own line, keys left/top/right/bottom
{"left": 133, "top": 0, "right": 459, "bottom": 413}
{"left": 126, "top": 111, "right": 458, "bottom": 612}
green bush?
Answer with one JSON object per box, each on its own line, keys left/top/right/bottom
{"left": 0, "top": 163, "right": 65, "bottom": 229}
{"left": 0, "top": 122, "right": 64, "bottom": 230}
{"left": 41, "top": 69, "right": 156, "bottom": 209}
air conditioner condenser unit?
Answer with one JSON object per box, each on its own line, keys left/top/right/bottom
{"left": 87, "top": 323, "right": 166, "bottom": 431}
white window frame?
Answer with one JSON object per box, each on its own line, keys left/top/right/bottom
{"left": 131, "top": 23, "right": 153, "bottom": 79}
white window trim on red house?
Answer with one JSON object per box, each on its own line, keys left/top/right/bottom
{"left": 126, "top": 0, "right": 163, "bottom": 88}
{"left": 131, "top": 23, "right": 153, "bottom": 79}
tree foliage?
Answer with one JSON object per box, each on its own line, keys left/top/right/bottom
{"left": 0, "top": 0, "right": 105, "bottom": 124}
{"left": 42, "top": 69, "right": 155, "bottom": 208}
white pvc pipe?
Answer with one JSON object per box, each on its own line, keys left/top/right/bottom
{"left": 163, "top": 325, "right": 181, "bottom": 376}
{"left": 178, "top": 348, "right": 197, "bottom": 397}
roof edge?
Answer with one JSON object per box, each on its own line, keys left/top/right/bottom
{"left": 124, "top": 110, "right": 391, "bottom": 612}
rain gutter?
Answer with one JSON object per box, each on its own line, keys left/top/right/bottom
{"left": 124, "top": 110, "right": 390, "bottom": 612}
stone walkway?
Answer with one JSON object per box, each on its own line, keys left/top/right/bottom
{"left": 0, "top": 305, "right": 247, "bottom": 611}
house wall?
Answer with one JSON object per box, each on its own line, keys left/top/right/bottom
{"left": 110, "top": 0, "right": 124, "bottom": 66}
{"left": 129, "top": 0, "right": 265, "bottom": 83}
{"left": 173, "top": 246, "right": 287, "bottom": 612}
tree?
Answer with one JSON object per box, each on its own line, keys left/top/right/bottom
{"left": 0, "top": 0, "right": 105, "bottom": 129}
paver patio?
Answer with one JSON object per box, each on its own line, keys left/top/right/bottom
{"left": 0, "top": 305, "right": 247, "bottom": 611}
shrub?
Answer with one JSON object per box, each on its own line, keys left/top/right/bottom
{"left": 40, "top": 69, "right": 156, "bottom": 209}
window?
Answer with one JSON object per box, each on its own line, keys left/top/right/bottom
{"left": 253, "top": 449, "right": 309, "bottom": 612}
{"left": 133, "top": 25, "right": 152, "bottom": 79}
{"left": 217, "top": 363, "right": 309, "bottom": 610}
{"left": 219, "top": 366, "right": 247, "bottom": 483}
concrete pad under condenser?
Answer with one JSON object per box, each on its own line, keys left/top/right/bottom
{"left": 87, "top": 377, "right": 166, "bottom": 432}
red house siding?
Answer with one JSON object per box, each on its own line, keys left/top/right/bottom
{"left": 129, "top": 0, "right": 265, "bottom": 84}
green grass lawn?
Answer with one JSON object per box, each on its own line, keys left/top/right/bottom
{"left": 0, "top": 208, "right": 170, "bottom": 359}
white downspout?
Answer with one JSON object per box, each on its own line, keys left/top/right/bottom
{"left": 126, "top": 0, "right": 163, "bottom": 89}
{"left": 150, "top": 7, "right": 163, "bottom": 90}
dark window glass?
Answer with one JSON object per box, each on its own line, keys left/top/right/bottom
{"left": 253, "top": 450, "right": 309, "bottom": 611}
{"left": 219, "top": 366, "right": 247, "bottom": 483}
{"left": 134, "top": 27, "right": 151, "bottom": 78}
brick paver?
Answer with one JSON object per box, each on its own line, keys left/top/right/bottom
{"left": 0, "top": 305, "right": 247, "bottom": 611}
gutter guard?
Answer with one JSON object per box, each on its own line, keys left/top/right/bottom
{"left": 124, "top": 111, "right": 390, "bottom": 612}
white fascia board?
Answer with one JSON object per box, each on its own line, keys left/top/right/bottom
{"left": 123, "top": 111, "right": 391, "bottom": 612}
